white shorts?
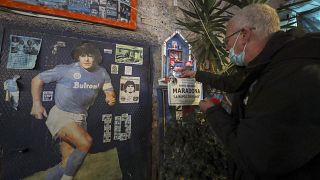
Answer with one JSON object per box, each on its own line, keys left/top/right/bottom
{"left": 46, "top": 105, "right": 87, "bottom": 138}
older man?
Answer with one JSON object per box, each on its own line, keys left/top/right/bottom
{"left": 182, "top": 4, "right": 320, "bottom": 180}
{"left": 31, "top": 42, "right": 116, "bottom": 180}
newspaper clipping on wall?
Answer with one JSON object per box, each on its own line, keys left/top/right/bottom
{"left": 7, "top": 35, "right": 42, "bottom": 69}
{"left": 115, "top": 44, "right": 143, "bottom": 65}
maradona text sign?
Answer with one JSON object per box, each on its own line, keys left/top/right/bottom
{"left": 168, "top": 78, "right": 203, "bottom": 106}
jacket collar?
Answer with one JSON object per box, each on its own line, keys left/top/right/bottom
{"left": 235, "top": 31, "right": 296, "bottom": 92}
{"left": 247, "top": 31, "right": 296, "bottom": 69}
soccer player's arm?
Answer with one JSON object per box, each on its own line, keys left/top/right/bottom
{"left": 30, "top": 64, "right": 65, "bottom": 119}
{"left": 103, "top": 82, "right": 116, "bottom": 106}
{"left": 30, "top": 75, "right": 47, "bottom": 119}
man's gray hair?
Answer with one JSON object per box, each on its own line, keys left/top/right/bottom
{"left": 229, "top": 4, "right": 280, "bottom": 40}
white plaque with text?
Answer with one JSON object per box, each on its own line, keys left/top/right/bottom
{"left": 168, "top": 78, "right": 202, "bottom": 106}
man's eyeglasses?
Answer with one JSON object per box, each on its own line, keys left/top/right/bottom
{"left": 223, "top": 29, "right": 242, "bottom": 45}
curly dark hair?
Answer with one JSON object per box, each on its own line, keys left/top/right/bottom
{"left": 124, "top": 81, "right": 135, "bottom": 92}
{"left": 72, "top": 42, "right": 102, "bottom": 64}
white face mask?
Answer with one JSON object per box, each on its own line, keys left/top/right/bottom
{"left": 228, "top": 32, "right": 247, "bottom": 66}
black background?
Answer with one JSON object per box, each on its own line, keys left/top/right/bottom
{"left": 0, "top": 23, "right": 152, "bottom": 180}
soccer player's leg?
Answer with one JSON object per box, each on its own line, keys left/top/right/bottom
{"left": 60, "top": 141, "right": 74, "bottom": 168}
{"left": 45, "top": 139, "right": 71, "bottom": 180}
{"left": 58, "top": 122, "right": 92, "bottom": 180}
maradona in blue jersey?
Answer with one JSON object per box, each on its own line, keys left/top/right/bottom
{"left": 39, "top": 62, "right": 113, "bottom": 114}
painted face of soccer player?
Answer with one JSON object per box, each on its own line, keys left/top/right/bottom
{"left": 126, "top": 84, "right": 135, "bottom": 93}
{"left": 79, "top": 54, "right": 95, "bottom": 70}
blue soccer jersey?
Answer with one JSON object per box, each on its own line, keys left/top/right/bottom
{"left": 39, "top": 62, "right": 113, "bottom": 114}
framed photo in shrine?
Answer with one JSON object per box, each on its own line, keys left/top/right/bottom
{"left": 0, "top": 0, "right": 137, "bottom": 30}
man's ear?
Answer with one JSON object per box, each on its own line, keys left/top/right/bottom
{"left": 240, "top": 27, "right": 252, "bottom": 44}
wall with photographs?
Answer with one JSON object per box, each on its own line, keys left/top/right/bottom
{"left": 0, "top": 20, "right": 152, "bottom": 179}
{"left": 0, "top": 0, "right": 192, "bottom": 179}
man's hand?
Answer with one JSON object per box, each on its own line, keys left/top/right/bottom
{"left": 199, "top": 98, "right": 215, "bottom": 112}
{"left": 30, "top": 102, "right": 47, "bottom": 119}
{"left": 105, "top": 91, "right": 116, "bottom": 106}
{"left": 31, "top": 75, "right": 46, "bottom": 119}
{"left": 180, "top": 70, "right": 196, "bottom": 78}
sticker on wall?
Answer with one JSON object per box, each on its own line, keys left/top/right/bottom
{"left": 175, "top": 106, "right": 183, "bottom": 121}
{"left": 104, "top": 48, "right": 113, "bottom": 54}
{"left": 119, "top": 76, "right": 140, "bottom": 104}
{"left": 111, "top": 64, "right": 119, "bottom": 74}
{"left": 3, "top": 75, "right": 21, "bottom": 110}
{"left": 114, "top": 113, "right": 131, "bottom": 141}
{"left": 7, "top": 35, "right": 42, "bottom": 69}
{"left": 42, "top": 91, "right": 54, "bottom": 102}
{"left": 102, "top": 114, "right": 112, "bottom": 143}
{"left": 51, "top": 41, "right": 66, "bottom": 55}
{"left": 124, "top": 66, "right": 132, "bottom": 75}
{"left": 115, "top": 44, "right": 143, "bottom": 65}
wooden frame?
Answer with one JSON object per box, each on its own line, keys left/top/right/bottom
{"left": 0, "top": 0, "right": 137, "bottom": 30}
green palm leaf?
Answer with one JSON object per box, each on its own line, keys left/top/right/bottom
{"left": 176, "top": 0, "right": 232, "bottom": 71}
{"left": 176, "top": 0, "right": 271, "bottom": 72}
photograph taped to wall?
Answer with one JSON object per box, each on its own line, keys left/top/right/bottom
{"left": 51, "top": 41, "right": 66, "bottom": 55}
{"left": 124, "top": 66, "right": 132, "bottom": 75}
{"left": 42, "top": 91, "right": 54, "bottom": 101}
{"left": 111, "top": 64, "right": 119, "bottom": 74}
{"left": 115, "top": 44, "right": 143, "bottom": 65}
{"left": 119, "top": 76, "right": 140, "bottom": 103}
{"left": 3, "top": 75, "right": 20, "bottom": 110}
{"left": 7, "top": 35, "right": 42, "bottom": 69}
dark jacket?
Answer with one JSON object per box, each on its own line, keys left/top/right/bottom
{"left": 196, "top": 30, "right": 320, "bottom": 180}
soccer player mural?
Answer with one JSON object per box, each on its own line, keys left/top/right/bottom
{"left": 30, "top": 42, "right": 116, "bottom": 180}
